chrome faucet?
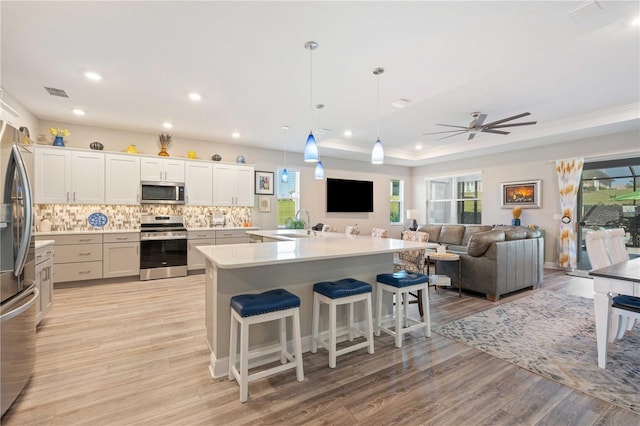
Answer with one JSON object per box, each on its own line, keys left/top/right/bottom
{"left": 295, "top": 209, "right": 311, "bottom": 234}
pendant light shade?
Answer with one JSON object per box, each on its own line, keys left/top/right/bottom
{"left": 314, "top": 160, "right": 324, "bottom": 179}
{"left": 372, "top": 67, "right": 385, "bottom": 165}
{"left": 303, "top": 41, "right": 319, "bottom": 163}
{"left": 371, "top": 138, "right": 384, "bottom": 164}
{"left": 304, "top": 131, "right": 318, "bottom": 162}
{"left": 281, "top": 168, "right": 289, "bottom": 183}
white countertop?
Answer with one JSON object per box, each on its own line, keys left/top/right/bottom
{"left": 197, "top": 230, "right": 427, "bottom": 269}
{"left": 35, "top": 239, "right": 55, "bottom": 249}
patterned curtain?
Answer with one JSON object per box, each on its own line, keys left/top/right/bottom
{"left": 555, "top": 158, "right": 584, "bottom": 270}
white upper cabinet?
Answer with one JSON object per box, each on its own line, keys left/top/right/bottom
{"left": 140, "top": 157, "right": 185, "bottom": 182}
{"left": 212, "top": 164, "right": 254, "bottom": 207}
{"left": 185, "top": 161, "right": 213, "bottom": 206}
{"left": 35, "top": 147, "right": 104, "bottom": 204}
{"left": 105, "top": 153, "right": 140, "bottom": 205}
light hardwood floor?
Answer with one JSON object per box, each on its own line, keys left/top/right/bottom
{"left": 2, "top": 270, "right": 639, "bottom": 425}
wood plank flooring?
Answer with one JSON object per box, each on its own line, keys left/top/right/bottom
{"left": 2, "top": 270, "right": 639, "bottom": 425}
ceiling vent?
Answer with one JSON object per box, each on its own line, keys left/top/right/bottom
{"left": 44, "top": 86, "right": 69, "bottom": 98}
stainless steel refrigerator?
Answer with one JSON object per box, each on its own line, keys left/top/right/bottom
{"left": 0, "top": 120, "right": 38, "bottom": 416}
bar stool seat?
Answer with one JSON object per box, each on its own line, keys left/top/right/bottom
{"left": 376, "top": 271, "right": 431, "bottom": 348}
{"left": 311, "top": 278, "right": 374, "bottom": 368}
{"left": 229, "top": 289, "right": 304, "bottom": 402}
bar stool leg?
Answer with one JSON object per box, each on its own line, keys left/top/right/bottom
{"left": 279, "top": 317, "right": 287, "bottom": 364}
{"left": 293, "top": 308, "right": 304, "bottom": 381}
{"left": 395, "top": 288, "right": 403, "bottom": 348}
{"left": 348, "top": 302, "right": 354, "bottom": 341}
{"left": 422, "top": 284, "right": 431, "bottom": 337}
{"left": 329, "top": 301, "right": 337, "bottom": 368}
{"left": 228, "top": 312, "right": 238, "bottom": 381}
{"left": 365, "top": 294, "right": 374, "bottom": 354}
{"left": 311, "top": 294, "right": 320, "bottom": 353}
{"left": 375, "top": 284, "right": 383, "bottom": 337}
{"left": 239, "top": 319, "right": 250, "bottom": 402}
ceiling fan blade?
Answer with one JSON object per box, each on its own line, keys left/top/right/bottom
{"left": 436, "top": 124, "right": 471, "bottom": 129}
{"left": 422, "top": 129, "right": 470, "bottom": 135}
{"left": 481, "top": 129, "right": 510, "bottom": 135}
{"left": 473, "top": 114, "right": 487, "bottom": 127}
{"left": 435, "top": 131, "right": 468, "bottom": 141}
{"left": 468, "top": 133, "right": 476, "bottom": 141}
{"left": 481, "top": 112, "right": 531, "bottom": 128}
{"left": 486, "top": 121, "right": 537, "bottom": 129}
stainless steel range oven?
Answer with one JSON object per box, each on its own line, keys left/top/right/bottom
{"left": 140, "top": 215, "right": 187, "bottom": 281}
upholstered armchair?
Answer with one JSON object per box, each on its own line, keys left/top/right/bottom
{"left": 371, "top": 228, "right": 388, "bottom": 238}
{"left": 394, "top": 230, "right": 429, "bottom": 273}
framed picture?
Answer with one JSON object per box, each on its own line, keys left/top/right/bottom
{"left": 255, "top": 171, "right": 274, "bottom": 195}
{"left": 501, "top": 179, "right": 542, "bottom": 208}
{"left": 258, "top": 196, "right": 271, "bottom": 212}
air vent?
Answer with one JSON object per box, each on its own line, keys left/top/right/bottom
{"left": 44, "top": 86, "right": 69, "bottom": 98}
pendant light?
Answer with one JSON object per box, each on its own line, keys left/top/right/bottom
{"left": 371, "top": 67, "right": 385, "bottom": 165}
{"left": 281, "top": 125, "right": 289, "bottom": 183}
{"left": 303, "top": 41, "right": 319, "bottom": 162}
{"left": 314, "top": 104, "right": 325, "bottom": 179}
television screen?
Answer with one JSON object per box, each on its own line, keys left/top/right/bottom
{"left": 326, "top": 178, "right": 374, "bottom": 212}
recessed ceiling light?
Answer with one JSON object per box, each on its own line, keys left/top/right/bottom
{"left": 84, "top": 71, "right": 102, "bottom": 81}
{"left": 415, "top": 144, "right": 423, "bottom": 150}
{"left": 281, "top": 125, "right": 289, "bottom": 130}
{"left": 73, "top": 109, "right": 85, "bottom": 116}
{"left": 392, "top": 98, "right": 410, "bottom": 109}
{"left": 163, "top": 122, "right": 173, "bottom": 129}
{"left": 343, "top": 130, "right": 352, "bottom": 137}
{"left": 189, "top": 92, "right": 202, "bottom": 101}
{"left": 632, "top": 16, "right": 640, "bottom": 26}
{"left": 232, "top": 132, "right": 240, "bottom": 138}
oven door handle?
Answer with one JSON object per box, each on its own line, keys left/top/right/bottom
{"left": 141, "top": 235, "right": 187, "bottom": 241}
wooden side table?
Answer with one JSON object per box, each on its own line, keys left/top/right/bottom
{"left": 427, "top": 252, "right": 462, "bottom": 297}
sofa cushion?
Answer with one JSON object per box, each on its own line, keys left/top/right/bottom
{"left": 417, "top": 224, "right": 442, "bottom": 243}
{"left": 461, "top": 225, "right": 494, "bottom": 245}
{"left": 493, "top": 225, "right": 529, "bottom": 240}
{"left": 468, "top": 230, "right": 505, "bottom": 257}
{"left": 438, "top": 225, "right": 466, "bottom": 245}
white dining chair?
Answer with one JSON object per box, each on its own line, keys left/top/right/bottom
{"left": 606, "top": 228, "right": 629, "bottom": 264}
{"left": 585, "top": 230, "right": 612, "bottom": 270}
{"left": 605, "top": 228, "right": 637, "bottom": 339}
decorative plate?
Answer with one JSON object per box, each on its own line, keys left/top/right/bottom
{"left": 87, "top": 212, "right": 108, "bottom": 228}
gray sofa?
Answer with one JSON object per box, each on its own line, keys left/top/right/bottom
{"left": 416, "top": 224, "right": 544, "bottom": 301}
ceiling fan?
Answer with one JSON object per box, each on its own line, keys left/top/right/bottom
{"left": 422, "top": 112, "right": 537, "bottom": 141}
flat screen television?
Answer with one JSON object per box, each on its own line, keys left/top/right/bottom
{"left": 326, "top": 178, "right": 374, "bottom": 212}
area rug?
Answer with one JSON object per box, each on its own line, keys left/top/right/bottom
{"left": 435, "top": 291, "right": 640, "bottom": 414}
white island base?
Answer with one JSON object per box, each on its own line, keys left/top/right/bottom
{"left": 198, "top": 231, "right": 429, "bottom": 379}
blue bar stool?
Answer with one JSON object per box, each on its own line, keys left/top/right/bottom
{"left": 376, "top": 271, "right": 431, "bottom": 348}
{"left": 311, "top": 278, "right": 374, "bottom": 368}
{"left": 229, "top": 289, "right": 304, "bottom": 402}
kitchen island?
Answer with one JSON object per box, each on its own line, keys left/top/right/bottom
{"left": 197, "top": 230, "right": 428, "bottom": 378}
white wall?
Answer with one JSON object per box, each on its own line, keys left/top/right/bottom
{"left": 0, "top": 89, "right": 39, "bottom": 134}
{"left": 412, "top": 129, "right": 640, "bottom": 266}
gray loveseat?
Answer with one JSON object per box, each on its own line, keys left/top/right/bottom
{"left": 417, "top": 224, "right": 544, "bottom": 301}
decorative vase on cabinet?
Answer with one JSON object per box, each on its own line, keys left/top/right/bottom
{"left": 53, "top": 136, "right": 65, "bottom": 147}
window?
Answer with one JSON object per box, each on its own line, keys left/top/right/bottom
{"left": 426, "top": 174, "right": 482, "bottom": 224}
{"left": 390, "top": 179, "right": 404, "bottom": 224}
{"left": 276, "top": 168, "right": 300, "bottom": 228}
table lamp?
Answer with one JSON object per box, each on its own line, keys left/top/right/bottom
{"left": 406, "top": 209, "right": 419, "bottom": 231}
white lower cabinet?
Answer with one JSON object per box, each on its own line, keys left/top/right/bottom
{"left": 49, "top": 234, "right": 103, "bottom": 283}
{"left": 103, "top": 233, "right": 140, "bottom": 278}
{"left": 187, "top": 230, "right": 216, "bottom": 271}
{"left": 35, "top": 241, "right": 54, "bottom": 325}
{"left": 215, "top": 229, "right": 250, "bottom": 245}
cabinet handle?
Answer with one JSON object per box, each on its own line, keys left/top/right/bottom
{"left": 78, "top": 270, "right": 92, "bottom": 275}
{"left": 78, "top": 238, "right": 91, "bottom": 242}
{"left": 73, "top": 192, "right": 76, "bottom": 202}
{"left": 66, "top": 192, "right": 70, "bottom": 202}
{"left": 160, "top": 171, "right": 162, "bottom": 180}
{"left": 197, "top": 234, "right": 207, "bottom": 237}
{"left": 79, "top": 252, "right": 92, "bottom": 256}
{"left": 116, "top": 237, "right": 127, "bottom": 240}
{"left": 36, "top": 254, "right": 44, "bottom": 259}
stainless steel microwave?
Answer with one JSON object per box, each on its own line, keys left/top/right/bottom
{"left": 140, "top": 181, "right": 185, "bottom": 204}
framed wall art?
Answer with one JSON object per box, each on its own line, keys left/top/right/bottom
{"left": 501, "top": 179, "right": 542, "bottom": 208}
{"left": 255, "top": 171, "right": 274, "bottom": 195}
{"left": 258, "top": 196, "right": 271, "bottom": 212}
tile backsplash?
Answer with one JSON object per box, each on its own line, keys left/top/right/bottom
{"left": 35, "top": 204, "right": 252, "bottom": 231}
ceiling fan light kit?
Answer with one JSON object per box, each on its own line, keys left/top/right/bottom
{"left": 422, "top": 111, "right": 537, "bottom": 141}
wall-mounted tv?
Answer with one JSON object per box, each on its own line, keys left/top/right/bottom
{"left": 326, "top": 178, "right": 374, "bottom": 212}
